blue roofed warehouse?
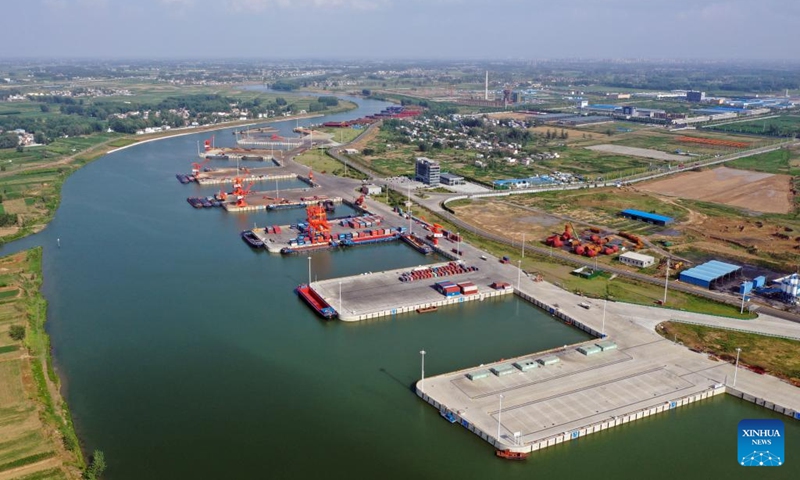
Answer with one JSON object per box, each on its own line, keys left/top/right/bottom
{"left": 620, "top": 209, "right": 674, "bottom": 226}
{"left": 679, "top": 260, "right": 743, "bottom": 289}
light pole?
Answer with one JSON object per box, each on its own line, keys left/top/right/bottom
{"left": 663, "top": 257, "right": 670, "bottom": 305}
{"left": 497, "top": 394, "right": 504, "bottom": 442}
{"left": 602, "top": 298, "right": 607, "bottom": 337}
{"left": 517, "top": 259, "right": 522, "bottom": 291}
{"left": 521, "top": 233, "right": 525, "bottom": 258}
{"left": 420, "top": 350, "right": 426, "bottom": 390}
{"left": 456, "top": 231, "right": 460, "bottom": 256}
{"left": 339, "top": 281, "right": 342, "bottom": 314}
{"left": 733, "top": 347, "right": 742, "bottom": 386}
{"left": 307, "top": 256, "right": 312, "bottom": 285}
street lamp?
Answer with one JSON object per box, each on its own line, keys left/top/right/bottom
{"left": 733, "top": 347, "right": 742, "bottom": 386}
{"left": 420, "top": 350, "right": 426, "bottom": 390}
{"left": 339, "top": 281, "right": 342, "bottom": 314}
{"left": 521, "top": 233, "right": 525, "bottom": 258}
{"left": 517, "top": 259, "right": 522, "bottom": 291}
{"left": 497, "top": 394, "right": 504, "bottom": 442}
{"left": 601, "top": 298, "right": 607, "bottom": 337}
{"left": 307, "top": 256, "right": 312, "bottom": 285}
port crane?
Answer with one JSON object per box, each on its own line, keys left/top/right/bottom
{"left": 235, "top": 182, "right": 255, "bottom": 207}
{"left": 306, "top": 204, "right": 332, "bottom": 242}
{"left": 191, "top": 158, "right": 211, "bottom": 176}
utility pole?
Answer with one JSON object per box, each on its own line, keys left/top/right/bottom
{"left": 663, "top": 257, "right": 670, "bottom": 305}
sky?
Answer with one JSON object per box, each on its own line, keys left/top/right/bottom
{"left": 2, "top": 0, "right": 799, "bottom": 60}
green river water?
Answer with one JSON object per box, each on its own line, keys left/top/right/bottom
{"left": 1, "top": 96, "right": 796, "bottom": 479}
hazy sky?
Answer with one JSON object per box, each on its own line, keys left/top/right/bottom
{"left": 2, "top": 0, "right": 799, "bottom": 60}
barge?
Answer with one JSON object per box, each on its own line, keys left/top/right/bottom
{"left": 401, "top": 233, "right": 433, "bottom": 255}
{"left": 241, "top": 231, "right": 265, "bottom": 248}
{"left": 295, "top": 284, "right": 337, "bottom": 319}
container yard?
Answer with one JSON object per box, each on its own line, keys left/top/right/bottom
{"left": 306, "top": 262, "right": 514, "bottom": 321}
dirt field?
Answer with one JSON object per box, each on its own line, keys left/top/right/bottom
{"left": 586, "top": 144, "right": 686, "bottom": 162}
{"left": 640, "top": 166, "right": 793, "bottom": 214}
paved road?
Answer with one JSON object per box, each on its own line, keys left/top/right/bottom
{"left": 324, "top": 131, "right": 800, "bottom": 323}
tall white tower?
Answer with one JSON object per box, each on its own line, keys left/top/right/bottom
{"left": 485, "top": 71, "right": 489, "bottom": 100}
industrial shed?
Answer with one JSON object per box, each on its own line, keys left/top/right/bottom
{"left": 679, "top": 260, "right": 742, "bottom": 289}
{"left": 620, "top": 209, "right": 674, "bottom": 226}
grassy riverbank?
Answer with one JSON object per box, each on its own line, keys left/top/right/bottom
{"left": 0, "top": 99, "right": 357, "bottom": 245}
{"left": 0, "top": 248, "right": 83, "bottom": 479}
{"left": 658, "top": 321, "right": 800, "bottom": 386}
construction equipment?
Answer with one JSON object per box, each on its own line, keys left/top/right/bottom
{"left": 354, "top": 195, "right": 366, "bottom": 208}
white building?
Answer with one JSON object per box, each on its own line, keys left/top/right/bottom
{"left": 361, "top": 184, "right": 382, "bottom": 195}
{"left": 619, "top": 252, "right": 655, "bottom": 268}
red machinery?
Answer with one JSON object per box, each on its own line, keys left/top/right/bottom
{"left": 191, "top": 158, "right": 210, "bottom": 176}
{"left": 235, "top": 182, "right": 254, "bottom": 207}
{"left": 354, "top": 194, "right": 366, "bottom": 208}
{"left": 306, "top": 204, "right": 332, "bottom": 242}
{"left": 429, "top": 223, "right": 444, "bottom": 246}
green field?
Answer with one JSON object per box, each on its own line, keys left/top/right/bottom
{"left": 0, "top": 249, "right": 83, "bottom": 479}
{"left": 727, "top": 148, "right": 799, "bottom": 175}
{"left": 294, "top": 149, "right": 367, "bottom": 180}
{"left": 659, "top": 321, "right": 800, "bottom": 385}
{"left": 706, "top": 115, "right": 800, "bottom": 137}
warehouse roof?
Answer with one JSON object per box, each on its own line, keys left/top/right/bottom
{"left": 621, "top": 209, "right": 674, "bottom": 224}
{"left": 680, "top": 260, "right": 741, "bottom": 283}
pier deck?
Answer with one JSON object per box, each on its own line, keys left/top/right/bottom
{"left": 416, "top": 278, "right": 800, "bottom": 454}
{"left": 194, "top": 166, "right": 291, "bottom": 186}
{"left": 311, "top": 263, "right": 513, "bottom": 321}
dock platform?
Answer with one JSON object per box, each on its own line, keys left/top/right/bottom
{"left": 414, "top": 278, "right": 800, "bottom": 456}
{"left": 195, "top": 168, "right": 294, "bottom": 186}
{"left": 310, "top": 263, "right": 514, "bottom": 321}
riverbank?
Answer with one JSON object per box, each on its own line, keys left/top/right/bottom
{"left": 0, "top": 248, "right": 83, "bottom": 480}
{"left": 0, "top": 101, "right": 357, "bottom": 245}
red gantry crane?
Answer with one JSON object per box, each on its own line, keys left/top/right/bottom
{"left": 306, "top": 204, "right": 332, "bottom": 242}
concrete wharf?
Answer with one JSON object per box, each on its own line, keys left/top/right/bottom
{"left": 194, "top": 165, "right": 293, "bottom": 186}
{"left": 224, "top": 195, "right": 342, "bottom": 213}
{"left": 414, "top": 276, "right": 800, "bottom": 455}
{"left": 310, "top": 262, "right": 514, "bottom": 321}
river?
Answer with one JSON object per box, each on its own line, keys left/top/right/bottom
{"left": 1, "top": 94, "right": 797, "bottom": 479}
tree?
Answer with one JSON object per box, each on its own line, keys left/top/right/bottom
{"left": 40, "top": 104, "right": 50, "bottom": 113}
{"left": 84, "top": 450, "right": 106, "bottom": 480}
{"left": 34, "top": 131, "right": 46, "bottom": 144}
{"left": 9, "top": 325, "right": 25, "bottom": 341}
{"left": 0, "top": 133, "right": 18, "bottom": 149}
{"left": 362, "top": 89, "right": 371, "bottom": 96}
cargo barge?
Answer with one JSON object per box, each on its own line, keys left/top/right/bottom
{"left": 401, "top": 233, "right": 433, "bottom": 255}
{"left": 241, "top": 230, "right": 265, "bottom": 249}
{"left": 295, "top": 284, "right": 337, "bottom": 319}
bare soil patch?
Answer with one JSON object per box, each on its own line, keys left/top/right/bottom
{"left": 640, "top": 166, "right": 793, "bottom": 214}
{"left": 586, "top": 144, "right": 685, "bottom": 161}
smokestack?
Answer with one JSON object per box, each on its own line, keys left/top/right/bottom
{"left": 485, "top": 71, "right": 489, "bottom": 100}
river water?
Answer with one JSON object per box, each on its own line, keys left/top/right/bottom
{"left": 1, "top": 95, "right": 797, "bottom": 479}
